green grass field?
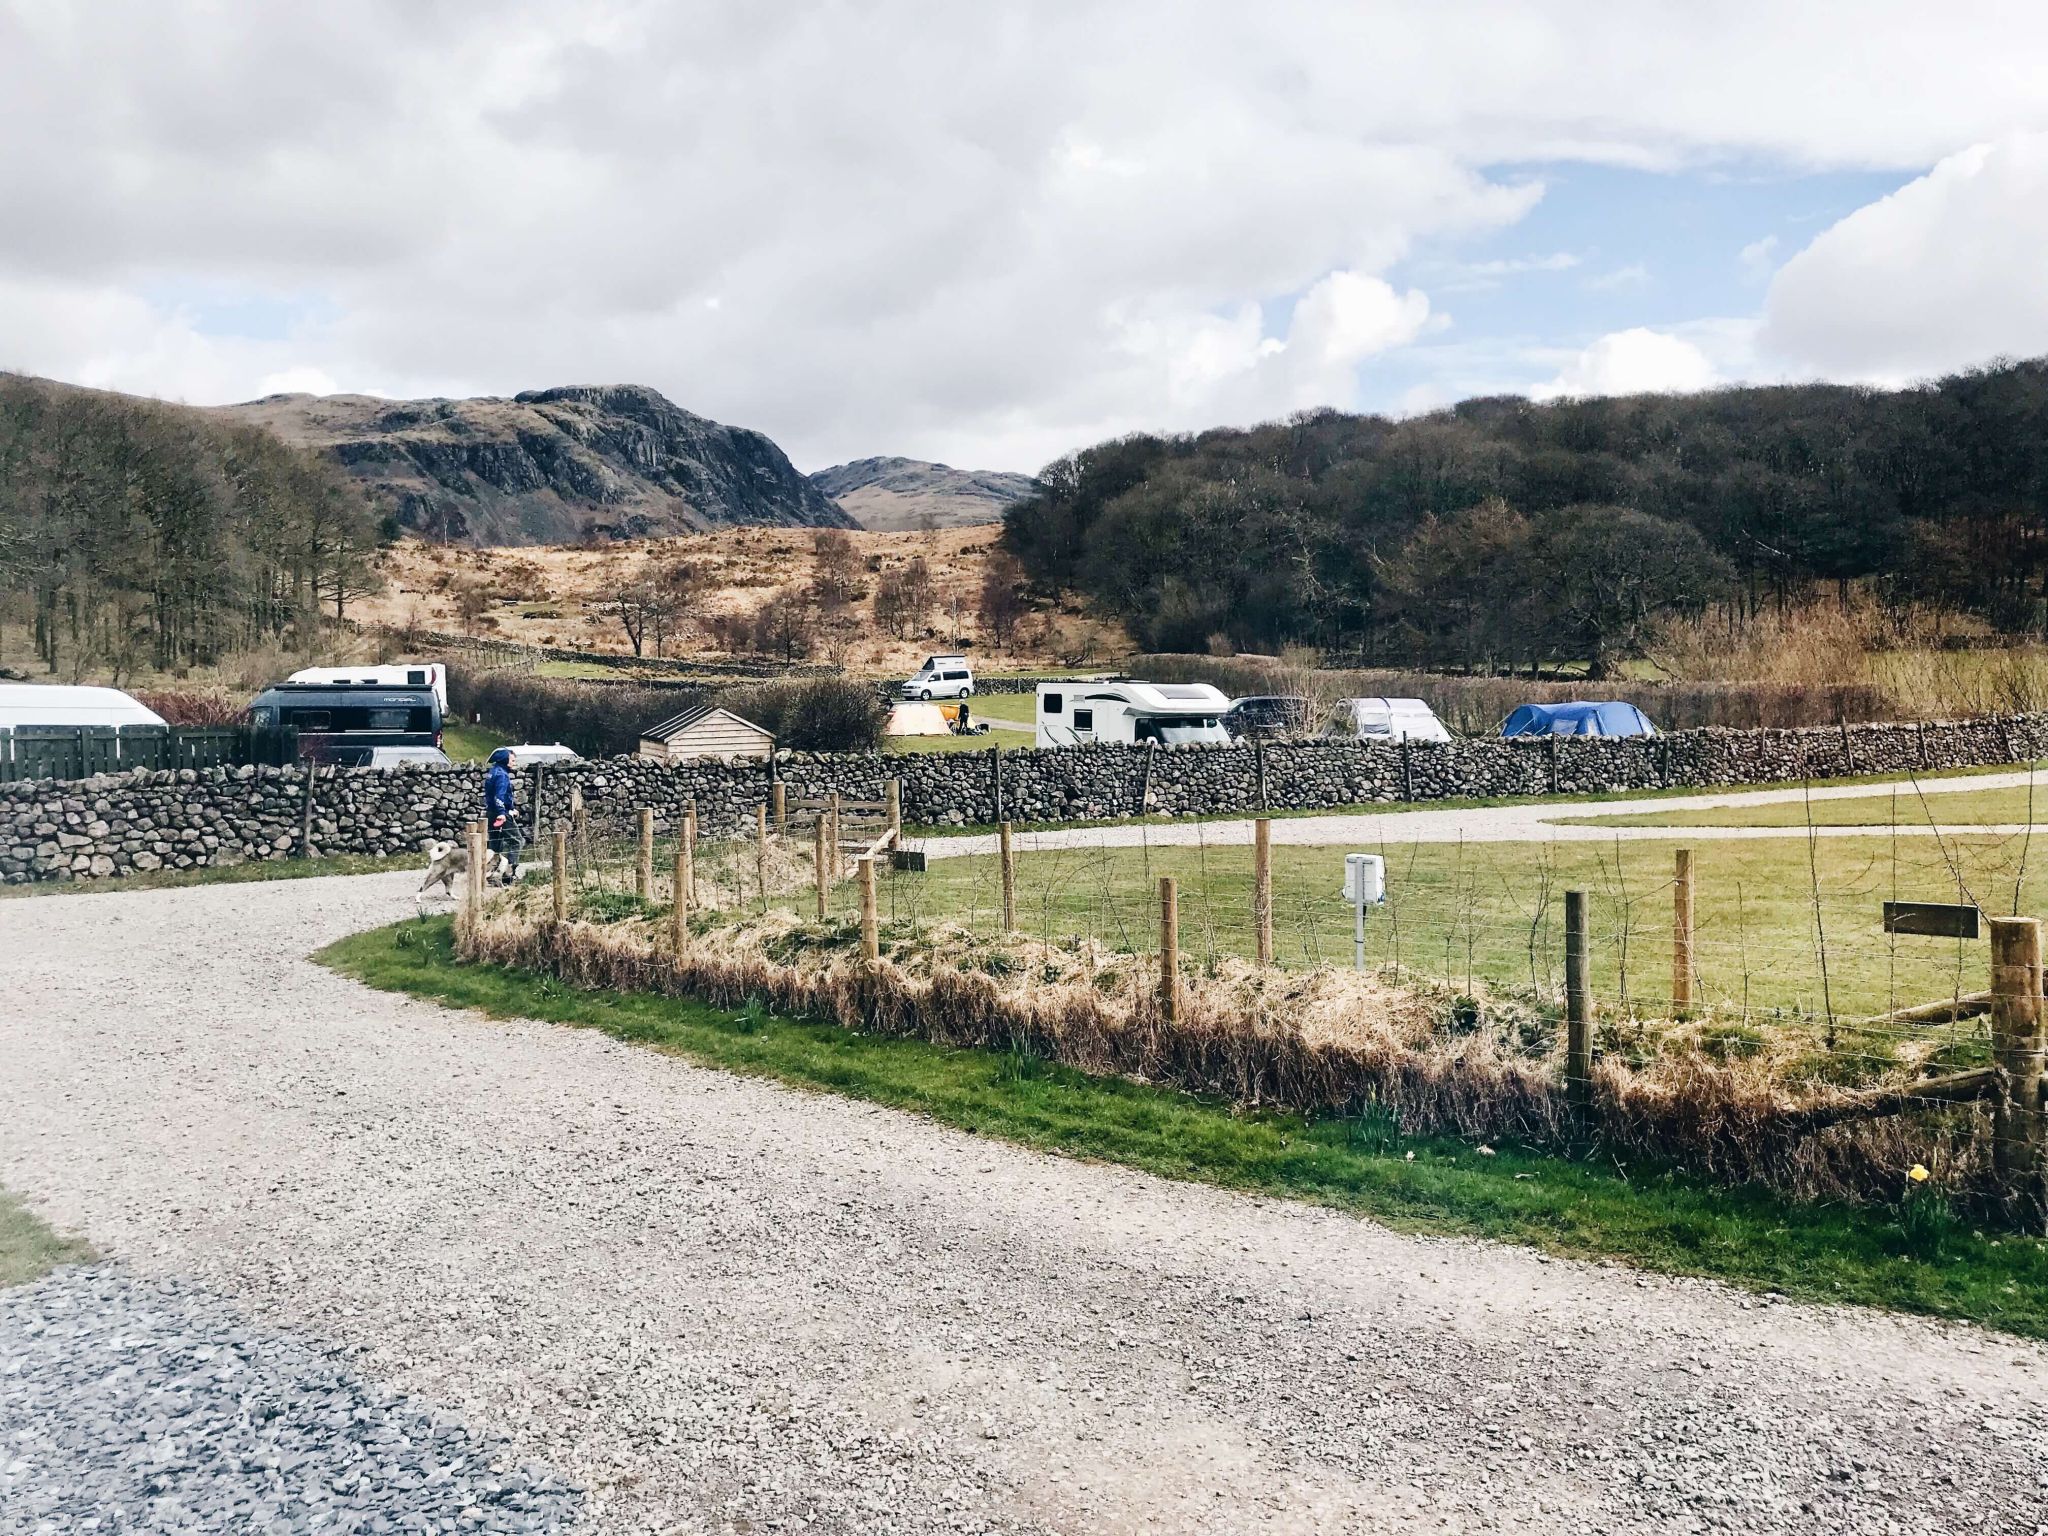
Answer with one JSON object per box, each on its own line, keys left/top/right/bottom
{"left": 0, "top": 1190, "right": 93, "bottom": 1287}
{"left": 320, "top": 916, "right": 2048, "bottom": 1338}
{"left": 857, "top": 825, "right": 2036, "bottom": 1026}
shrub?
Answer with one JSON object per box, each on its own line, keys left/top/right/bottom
{"left": 717, "top": 675, "right": 885, "bottom": 752}
{"left": 448, "top": 664, "right": 700, "bottom": 757}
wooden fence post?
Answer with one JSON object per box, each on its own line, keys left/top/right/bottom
{"left": 886, "top": 778, "right": 902, "bottom": 843}
{"left": 298, "top": 765, "right": 316, "bottom": 860}
{"left": 859, "top": 855, "right": 879, "bottom": 963}
{"left": 827, "top": 791, "right": 841, "bottom": 876}
{"left": 1158, "top": 875, "right": 1180, "bottom": 1024}
{"left": 673, "top": 835, "right": 692, "bottom": 955}
{"left": 551, "top": 825, "right": 567, "bottom": 924}
{"left": 636, "top": 808, "right": 653, "bottom": 901}
{"left": 466, "top": 820, "right": 487, "bottom": 912}
{"left": 814, "top": 815, "right": 829, "bottom": 921}
{"left": 999, "top": 820, "right": 1017, "bottom": 933}
{"left": 756, "top": 803, "right": 769, "bottom": 911}
{"left": 1672, "top": 848, "right": 1695, "bottom": 1016}
{"left": 683, "top": 804, "right": 698, "bottom": 911}
{"left": 1990, "top": 915, "right": 2047, "bottom": 1231}
{"left": 1253, "top": 817, "right": 1273, "bottom": 966}
{"left": 570, "top": 788, "right": 588, "bottom": 863}
{"left": 1565, "top": 889, "right": 1592, "bottom": 1120}
{"left": 772, "top": 780, "right": 786, "bottom": 834}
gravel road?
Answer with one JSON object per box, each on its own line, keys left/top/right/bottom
{"left": 911, "top": 767, "right": 2048, "bottom": 860}
{"left": 4, "top": 873, "right": 2047, "bottom": 1534}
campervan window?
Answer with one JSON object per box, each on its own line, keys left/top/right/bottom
{"left": 294, "top": 710, "right": 333, "bottom": 730}
{"left": 1136, "top": 714, "right": 1220, "bottom": 745}
{"left": 407, "top": 669, "right": 428, "bottom": 686}
{"left": 1043, "top": 693, "right": 1064, "bottom": 713}
{"left": 364, "top": 708, "right": 412, "bottom": 730}
{"left": 1072, "top": 707, "right": 1094, "bottom": 730}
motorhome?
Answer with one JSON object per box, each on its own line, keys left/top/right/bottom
{"left": 1326, "top": 697, "right": 1452, "bottom": 743}
{"left": 1035, "top": 681, "right": 1233, "bottom": 748}
{"left": 287, "top": 662, "right": 448, "bottom": 712}
{"left": 246, "top": 682, "right": 442, "bottom": 765}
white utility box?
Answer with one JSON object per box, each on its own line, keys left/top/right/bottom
{"left": 1341, "top": 853, "right": 1387, "bottom": 906}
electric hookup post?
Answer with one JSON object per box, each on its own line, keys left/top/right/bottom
{"left": 1342, "top": 853, "right": 1387, "bottom": 971}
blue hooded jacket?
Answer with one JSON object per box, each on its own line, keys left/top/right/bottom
{"left": 485, "top": 747, "right": 516, "bottom": 824}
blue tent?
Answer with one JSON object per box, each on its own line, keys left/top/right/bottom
{"left": 1500, "top": 701, "right": 1657, "bottom": 738}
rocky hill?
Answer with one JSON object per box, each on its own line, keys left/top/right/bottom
{"left": 217, "top": 385, "right": 853, "bottom": 546}
{"left": 811, "top": 456, "right": 1036, "bottom": 531}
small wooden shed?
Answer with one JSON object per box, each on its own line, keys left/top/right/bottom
{"left": 638, "top": 704, "right": 774, "bottom": 763}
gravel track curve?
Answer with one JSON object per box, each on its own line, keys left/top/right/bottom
{"left": 3, "top": 873, "right": 2046, "bottom": 1534}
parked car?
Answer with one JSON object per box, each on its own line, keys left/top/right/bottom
{"left": 900, "top": 655, "right": 975, "bottom": 700}
{"left": 1036, "top": 680, "right": 1233, "bottom": 747}
{"left": 1221, "top": 695, "right": 1309, "bottom": 739}
{"left": 1500, "top": 701, "right": 1656, "bottom": 738}
{"left": 1326, "top": 697, "right": 1452, "bottom": 743}
{"left": 366, "top": 745, "right": 453, "bottom": 769}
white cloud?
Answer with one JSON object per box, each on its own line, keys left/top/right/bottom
{"left": 1582, "top": 263, "right": 1651, "bottom": 292}
{"left": 1738, "top": 235, "right": 1781, "bottom": 281}
{"left": 1759, "top": 132, "right": 2048, "bottom": 381}
{"left": 1532, "top": 327, "right": 1721, "bottom": 400}
{"left": 3, "top": 2, "right": 2048, "bottom": 468}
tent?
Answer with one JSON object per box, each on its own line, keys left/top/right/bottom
{"left": 1500, "top": 701, "right": 1656, "bottom": 738}
{"left": 885, "top": 701, "right": 952, "bottom": 737}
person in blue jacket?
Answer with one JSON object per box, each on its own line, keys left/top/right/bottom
{"left": 484, "top": 747, "right": 522, "bottom": 881}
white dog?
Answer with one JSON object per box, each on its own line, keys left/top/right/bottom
{"left": 417, "top": 838, "right": 518, "bottom": 907}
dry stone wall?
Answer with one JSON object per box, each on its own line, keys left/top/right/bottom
{"left": 6, "top": 713, "right": 2046, "bottom": 883}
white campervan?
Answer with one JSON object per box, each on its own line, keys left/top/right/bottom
{"left": 0, "top": 684, "right": 168, "bottom": 730}
{"left": 288, "top": 662, "right": 448, "bottom": 712}
{"left": 900, "top": 655, "right": 974, "bottom": 700}
{"left": 1327, "top": 696, "right": 1452, "bottom": 743}
{"left": 1035, "top": 681, "right": 1234, "bottom": 748}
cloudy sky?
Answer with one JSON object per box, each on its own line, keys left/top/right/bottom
{"left": 4, "top": 2, "right": 2047, "bottom": 473}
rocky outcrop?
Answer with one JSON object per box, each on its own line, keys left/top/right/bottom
{"left": 215, "top": 385, "right": 854, "bottom": 547}
{"left": 810, "top": 456, "right": 1035, "bottom": 531}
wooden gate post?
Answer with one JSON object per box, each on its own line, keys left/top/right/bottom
{"left": 859, "top": 855, "right": 880, "bottom": 963}
{"left": 298, "top": 765, "right": 317, "bottom": 860}
{"left": 1159, "top": 876, "right": 1181, "bottom": 1025}
{"left": 1672, "top": 848, "right": 1695, "bottom": 1016}
{"left": 885, "top": 778, "right": 902, "bottom": 843}
{"left": 755, "top": 803, "right": 769, "bottom": 911}
{"left": 672, "top": 835, "right": 692, "bottom": 955}
{"left": 551, "top": 825, "right": 568, "bottom": 925}
{"left": 772, "top": 780, "right": 787, "bottom": 834}
{"left": 999, "top": 820, "right": 1017, "bottom": 933}
{"left": 570, "top": 788, "right": 589, "bottom": 863}
{"left": 1565, "top": 889, "right": 1592, "bottom": 1120}
{"left": 827, "top": 791, "right": 841, "bottom": 876}
{"left": 683, "top": 804, "right": 698, "bottom": 911}
{"left": 465, "top": 820, "right": 487, "bottom": 912}
{"left": 1253, "top": 817, "right": 1274, "bottom": 966}
{"left": 813, "top": 815, "right": 829, "bottom": 920}
{"left": 1989, "top": 916, "right": 2047, "bottom": 1231}
{"left": 636, "top": 808, "right": 654, "bottom": 901}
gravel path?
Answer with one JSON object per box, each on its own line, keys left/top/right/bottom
{"left": 911, "top": 767, "right": 2048, "bottom": 860}
{"left": 1, "top": 1266, "right": 580, "bottom": 1534}
{"left": 4, "top": 873, "right": 2047, "bottom": 1534}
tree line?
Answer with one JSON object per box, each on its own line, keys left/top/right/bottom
{"left": 1000, "top": 358, "right": 2048, "bottom": 672}
{"left": 0, "top": 374, "right": 383, "bottom": 681}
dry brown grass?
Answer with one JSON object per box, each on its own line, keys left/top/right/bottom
{"left": 459, "top": 886, "right": 1998, "bottom": 1214}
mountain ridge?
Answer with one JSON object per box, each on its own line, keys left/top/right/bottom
{"left": 810, "top": 455, "right": 1036, "bottom": 530}
{"left": 214, "top": 383, "right": 853, "bottom": 546}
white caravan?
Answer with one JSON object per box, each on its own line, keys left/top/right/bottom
{"left": 288, "top": 662, "right": 448, "bottom": 712}
{"left": 0, "top": 684, "right": 168, "bottom": 730}
{"left": 1035, "top": 680, "right": 1233, "bottom": 748}
{"left": 1326, "top": 696, "right": 1452, "bottom": 743}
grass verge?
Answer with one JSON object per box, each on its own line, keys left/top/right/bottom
{"left": 0, "top": 1190, "right": 93, "bottom": 1287}
{"left": 0, "top": 852, "right": 416, "bottom": 900}
{"left": 319, "top": 916, "right": 2048, "bottom": 1338}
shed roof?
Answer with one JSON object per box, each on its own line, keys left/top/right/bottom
{"left": 642, "top": 704, "right": 772, "bottom": 741}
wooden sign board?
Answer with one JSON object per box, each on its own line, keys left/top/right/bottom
{"left": 891, "top": 849, "right": 927, "bottom": 872}
{"left": 1883, "top": 901, "right": 1981, "bottom": 939}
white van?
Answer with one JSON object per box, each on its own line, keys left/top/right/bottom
{"left": 0, "top": 684, "right": 168, "bottom": 730}
{"left": 1327, "top": 696, "right": 1452, "bottom": 743}
{"left": 1036, "top": 681, "right": 1233, "bottom": 748}
{"left": 900, "top": 655, "right": 974, "bottom": 700}
{"left": 288, "top": 662, "right": 448, "bottom": 712}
